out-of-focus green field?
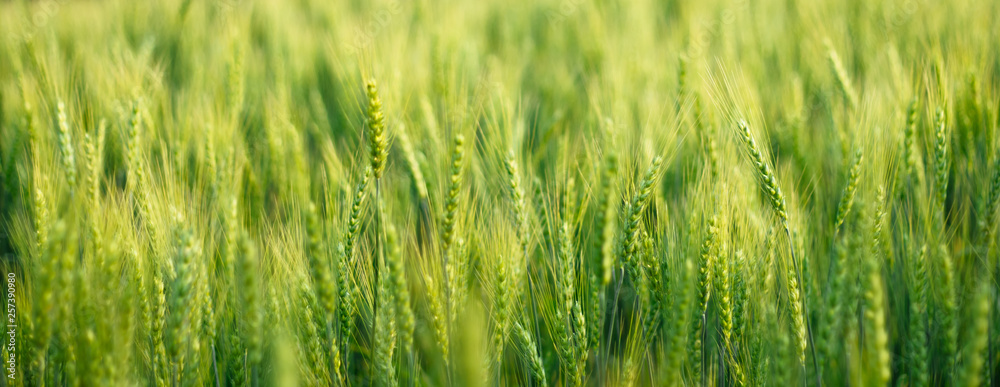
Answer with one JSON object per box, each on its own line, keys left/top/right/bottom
{"left": 0, "top": 0, "right": 998, "bottom": 385}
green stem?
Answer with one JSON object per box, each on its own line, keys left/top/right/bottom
{"left": 786, "top": 228, "right": 821, "bottom": 387}
{"left": 525, "top": 243, "right": 541, "bottom": 387}
{"left": 212, "top": 344, "right": 221, "bottom": 387}
{"left": 604, "top": 267, "right": 625, "bottom": 379}
{"left": 374, "top": 180, "right": 385, "bottom": 386}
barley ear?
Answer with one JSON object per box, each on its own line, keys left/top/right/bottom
{"left": 935, "top": 243, "right": 957, "bottom": 379}
{"left": 56, "top": 101, "right": 77, "bottom": 190}
{"left": 366, "top": 79, "right": 389, "bottom": 179}
{"left": 906, "top": 245, "right": 929, "bottom": 387}
{"left": 933, "top": 107, "right": 950, "bottom": 216}
{"left": 827, "top": 42, "right": 859, "bottom": 110}
{"left": 442, "top": 134, "right": 466, "bottom": 255}
{"left": 834, "top": 147, "right": 863, "bottom": 232}
{"left": 736, "top": 120, "right": 789, "bottom": 230}
{"left": 863, "top": 187, "right": 890, "bottom": 385}
{"left": 903, "top": 98, "right": 921, "bottom": 183}
{"left": 515, "top": 321, "right": 547, "bottom": 386}
{"left": 786, "top": 259, "right": 807, "bottom": 366}
{"left": 596, "top": 152, "right": 618, "bottom": 286}
{"left": 691, "top": 215, "right": 717, "bottom": 383}
{"left": 306, "top": 202, "right": 336, "bottom": 321}
{"left": 981, "top": 155, "right": 1000, "bottom": 245}
{"left": 374, "top": 267, "right": 398, "bottom": 387}
{"left": 344, "top": 167, "right": 372, "bottom": 258}
{"left": 385, "top": 225, "right": 415, "bottom": 356}
{"left": 957, "top": 281, "right": 990, "bottom": 387}
{"left": 621, "top": 156, "right": 663, "bottom": 271}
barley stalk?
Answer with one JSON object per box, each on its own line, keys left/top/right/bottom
{"left": 736, "top": 119, "right": 819, "bottom": 385}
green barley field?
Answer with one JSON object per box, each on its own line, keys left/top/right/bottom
{"left": 0, "top": 0, "right": 998, "bottom": 385}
